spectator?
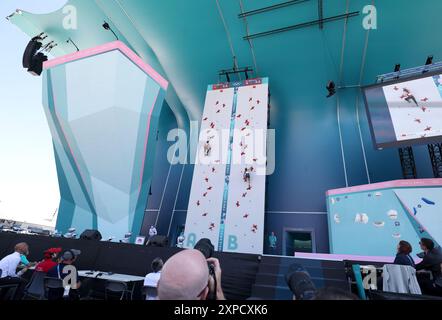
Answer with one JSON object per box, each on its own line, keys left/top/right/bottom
{"left": 0, "top": 242, "right": 32, "bottom": 299}
{"left": 268, "top": 232, "right": 277, "bottom": 254}
{"left": 143, "top": 257, "right": 164, "bottom": 300}
{"left": 157, "top": 249, "right": 225, "bottom": 300}
{"left": 47, "top": 249, "right": 81, "bottom": 300}
{"left": 148, "top": 225, "right": 158, "bottom": 243}
{"left": 35, "top": 247, "right": 62, "bottom": 273}
{"left": 416, "top": 238, "right": 442, "bottom": 296}
{"left": 394, "top": 240, "right": 415, "bottom": 267}
{"left": 176, "top": 231, "right": 185, "bottom": 248}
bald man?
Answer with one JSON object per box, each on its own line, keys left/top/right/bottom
{"left": 158, "top": 249, "right": 225, "bottom": 300}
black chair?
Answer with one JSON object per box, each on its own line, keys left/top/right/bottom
{"left": 141, "top": 285, "right": 158, "bottom": 300}
{"left": 22, "top": 271, "right": 46, "bottom": 300}
{"left": 0, "top": 271, "right": 20, "bottom": 301}
{"left": 104, "top": 280, "right": 129, "bottom": 300}
{"left": 0, "top": 269, "right": 20, "bottom": 300}
{"left": 0, "top": 281, "right": 19, "bottom": 300}
{"left": 44, "top": 277, "right": 65, "bottom": 300}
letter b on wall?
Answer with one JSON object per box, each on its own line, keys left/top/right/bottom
{"left": 186, "top": 233, "right": 197, "bottom": 248}
{"left": 227, "top": 235, "right": 238, "bottom": 250}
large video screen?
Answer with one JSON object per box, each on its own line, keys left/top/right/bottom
{"left": 363, "top": 71, "right": 442, "bottom": 149}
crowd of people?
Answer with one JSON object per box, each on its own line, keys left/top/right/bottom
{"left": 0, "top": 236, "right": 441, "bottom": 300}
{"left": 393, "top": 238, "right": 442, "bottom": 296}
{"left": 0, "top": 241, "right": 227, "bottom": 301}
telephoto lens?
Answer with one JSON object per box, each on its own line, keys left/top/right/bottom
{"left": 194, "top": 238, "right": 217, "bottom": 300}
{"left": 285, "top": 264, "right": 317, "bottom": 300}
{"left": 194, "top": 238, "right": 214, "bottom": 259}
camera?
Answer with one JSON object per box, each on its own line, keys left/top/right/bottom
{"left": 285, "top": 264, "right": 317, "bottom": 300}
{"left": 194, "top": 238, "right": 217, "bottom": 300}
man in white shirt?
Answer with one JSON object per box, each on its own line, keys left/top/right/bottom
{"left": 0, "top": 242, "right": 31, "bottom": 300}
{"left": 148, "top": 225, "right": 157, "bottom": 244}
{"left": 177, "top": 232, "right": 185, "bottom": 248}
{"left": 143, "top": 258, "right": 163, "bottom": 300}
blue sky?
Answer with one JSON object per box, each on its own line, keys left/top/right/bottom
{"left": 0, "top": 1, "right": 67, "bottom": 226}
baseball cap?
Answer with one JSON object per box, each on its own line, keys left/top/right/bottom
{"left": 43, "top": 247, "right": 62, "bottom": 258}
{"left": 61, "top": 249, "right": 81, "bottom": 261}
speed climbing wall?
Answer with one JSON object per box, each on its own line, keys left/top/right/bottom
{"left": 184, "top": 86, "right": 234, "bottom": 247}
{"left": 222, "top": 83, "right": 269, "bottom": 254}
{"left": 184, "top": 78, "right": 269, "bottom": 254}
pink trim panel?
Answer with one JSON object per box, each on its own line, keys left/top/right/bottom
{"left": 326, "top": 178, "right": 442, "bottom": 196}
{"left": 294, "top": 252, "right": 422, "bottom": 264}
{"left": 43, "top": 41, "right": 168, "bottom": 90}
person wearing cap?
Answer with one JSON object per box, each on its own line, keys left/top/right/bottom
{"left": 47, "top": 249, "right": 81, "bottom": 300}
{"left": 0, "top": 242, "right": 32, "bottom": 299}
{"left": 35, "top": 247, "right": 62, "bottom": 273}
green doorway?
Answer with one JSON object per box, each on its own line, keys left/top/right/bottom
{"left": 283, "top": 228, "right": 315, "bottom": 256}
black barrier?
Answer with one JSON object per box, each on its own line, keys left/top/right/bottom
{"left": 0, "top": 232, "right": 260, "bottom": 299}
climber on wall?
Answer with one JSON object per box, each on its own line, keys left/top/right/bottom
{"left": 204, "top": 140, "right": 211, "bottom": 156}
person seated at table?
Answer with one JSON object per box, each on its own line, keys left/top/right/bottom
{"left": 35, "top": 247, "right": 62, "bottom": 273}
{"left": 394, "top": 240, "right": 416, "bottom": 267}
{"left": 157, "top": 249, "right": 225, "bottom": 300}
{"left": 47, "top": 249, "right": 81, "bottom": 300}
{"left": 0, "top": 242, "right": 33, "bottom": 300}
{"left": 415, "top": 238, "right": 442, "bottom": 296}
{"left": 143, "top": 257, "right": 163, "bottom": 300}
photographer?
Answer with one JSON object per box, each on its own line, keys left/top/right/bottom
{"left": 157, "top": 248, "right": 225, "bottom": 300}
{"left": 207, "top": 256, "right": 225, "bottom": 300}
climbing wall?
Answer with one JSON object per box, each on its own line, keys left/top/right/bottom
{"left": 184, "top": 78, "right": 269, "bottom": 255}
{"left": 222, "top": 81, "right": 269, "bottom": 254}
{"left": 184, "top": 86, "right": 234, "bottom": 248}
{"left": 393, "top": 187, "right": 442, "bottom": 246}
{"left": 327, "top": 179, "right": 442, "bottom": 256}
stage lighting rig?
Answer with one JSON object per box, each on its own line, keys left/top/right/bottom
{"left": 22, "top": 32, "right": 48, "bottom": 76}
{"left": 393, "top": 63, "right": 401, "bottom": 79}
{"left": 425, "top": 55, "right": 434, "bottom": 66}
{"left": 218, "top": 66, "right": 253, "bottom": 83}
{"left": 41, "top": 40, "right": 57, "bottom": 53}
{"left": 102, "top": 21, "right": 119, "bottom": 40}
{"left": 326, "top": 80, "right": 336, "bottom": 98}
{"left": 423, "top": 55, "right": 434, "bottom": 73}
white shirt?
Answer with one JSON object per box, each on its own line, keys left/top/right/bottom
{"left": 144, "top": 271, "right": 161, "bottom": 300}
{"left": 177, "top": 235, "right": 185, "bottom": 248}
{"left": 144, "top": 271, "right": 161, "bottom": 288}
{"left": 0, "top": 252, "right": 21, "bottom": 278}
{"left": 149, "top": 227, "right": 157, "bottom": 237}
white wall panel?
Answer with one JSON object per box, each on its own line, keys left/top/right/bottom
{"left": 184, "top": 87, "right": 234, "bottom": 248}
{"left": 222, "top": 81, "right": 269, "bottom": 254}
